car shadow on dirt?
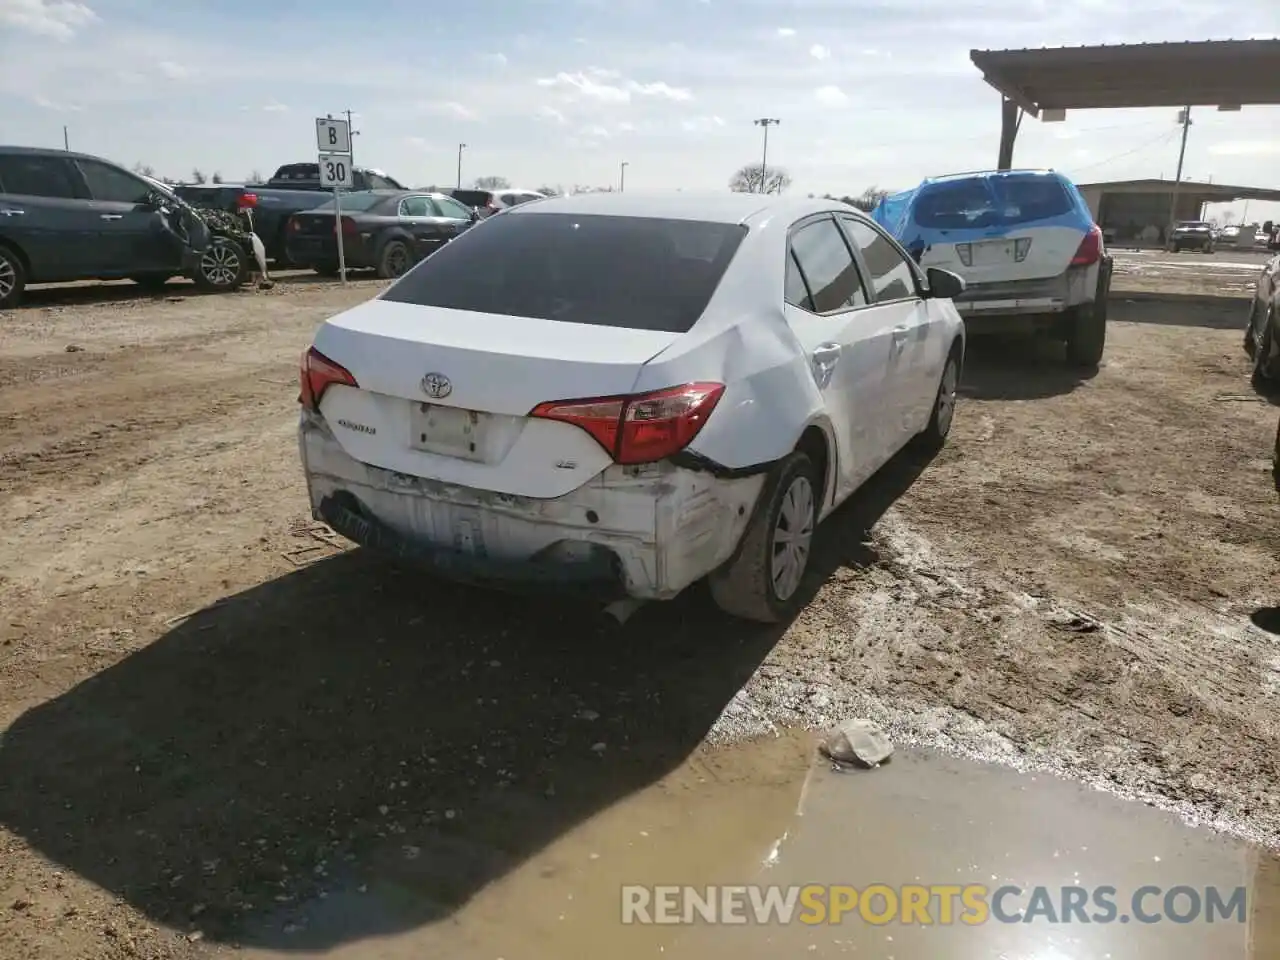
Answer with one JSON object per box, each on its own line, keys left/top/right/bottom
{"left": 1109, "top": 292, "right": 1252, "bottom": 331}
{"left": 958, "top": 335, "right": 1099, "bottom": 401}
{"left": 0, "top": 444, "right": 934, "bottom": 951}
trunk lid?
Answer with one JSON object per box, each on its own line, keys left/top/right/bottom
{"left": 310, "top": 299, "right": 680, "bottom": 498}
{"left": 920, "top": 224, "right": 1088, "bottom": 283}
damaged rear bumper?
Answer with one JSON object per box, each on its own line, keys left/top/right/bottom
{"left": 298, "top": 412, "right": 765, "bottom": 601}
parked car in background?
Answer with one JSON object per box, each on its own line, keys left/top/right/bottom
{"left": 174, "top": 163, "right": 409, "bottom": 265}
{"left": 874, "top": 168, "right": 1111, "bottom": 367}
{"left": 285, "top": 190, "right": 479, "bottom": 278}
{"left": 297, "top": 192, "right": 966, "bottom": 622}
{"left": 449, "top": 188, "right": 546, "bottom": 218}
{"left": 1242, "top": 221, "right": 1280, "bottom": 383}
{"left": 1219, "top": 224, "right": 1242, "bottom": 248}
{"left": 0, "top": 145, "right": 249, "bottom": 309}
{"left": 1169, "top": 221, "right": 1216, "bottom": 253}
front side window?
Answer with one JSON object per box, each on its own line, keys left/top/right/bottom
{"left": 842, "top": 217, "right": 918, "bottom": 302}
{"left": 77, "top": 160, "right": 153, "bottom": 204}
{"left": 788, "top": 216, "right": 867, "bottom": 314}
{"left": 381, "top": 213, "right": 747, "bottom": 334}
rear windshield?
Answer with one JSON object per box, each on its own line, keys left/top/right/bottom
{"left": 310, "top": 192, "right": 387, "bottom": 212}
{"left": 913, "top": 175, "right": 1074, "bottom": 229}
{"left": 451, "top": 190, "right": 491, "bottom": 207}
{"left": 1176, "top": 221, "right": 1210, "bottom": 229}
{"left": 381, "top": 212, "right": 748, "bottom": 333}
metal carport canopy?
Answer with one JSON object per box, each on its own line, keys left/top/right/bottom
{"left": 970, "top": 39, "right": 1280, "bottom": 115}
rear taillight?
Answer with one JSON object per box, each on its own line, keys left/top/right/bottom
{"left": 529, "top": 382, "right": 724, "bottom": 465}
{"left": 287, "top": 216, "right": 300, "bottom": 233}
{"left": 487, "top": 201, "right": 501, "bottom": 213}
{"left": 338, "top": 216, "right": 359, "bottom": 236}
{"left": 1071, "top": 224, "right": 1102, "bottom": 266}
{"left": 236, "top": 193, "right": 258, "bottom": 211}
{"left": 298, "top": 346, "right": 358, "bottom": 412}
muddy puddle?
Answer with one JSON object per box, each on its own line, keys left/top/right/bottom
{"left": 237, "top": 731, "right": 1278, "bottom": 959}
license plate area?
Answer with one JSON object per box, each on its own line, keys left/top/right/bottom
{"left": 409, "top": 403, "right": 488, "bottom": 462}
{"left": 971, "top": 240, "right": 1014, "bottom": 266}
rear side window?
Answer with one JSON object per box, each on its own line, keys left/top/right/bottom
{"left": 381, "top": 212, "right": 747, "bottom": 334}
{"left": 0, "top": 155, "right": 82, "bottom": 199}
{"left": 400, "top": 196, "right": 432, "bottom": 217}
{"left": 788, "top": 217, "right": 867, "bottom": 314}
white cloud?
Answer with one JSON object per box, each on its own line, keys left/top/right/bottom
{"left": 261, "top": 101, "right": 288, "bottom": 113}
{"left": 412, "top": 100, "right": 479, "bottom": 120}
{"left": 32, "top": 94, "right": 81, "bottom": 111}
{"left": 1208, "top": 140, "right": 1280, "bottom": 157}
{"left": 814, "top": 85, "right": 849, "bottom": 107}
{"left": 538, "top": 105, "right": 568, "bottom": 125}
{"left": 536, "top": 70, "right": 691, "bottom": 104}
{"left": 776, "top": 27, "right": 796, "bottom": 38}
{"left": 0, "top": 0, "right": 97, "bottom": 40}
{"left": 1052, "top": 127, "right": 1080, "bottom": 140}
{"left": 157, "top": 60, "right": 191, "bottom": 80}
{"left": 481, "top": 52, "right": 508, "bottom": 67}
{"left": 809, "top": 44, "right": 830, "bottom": 61}
{"left": 681, "top": 115, "right": 726, "bottom": 133}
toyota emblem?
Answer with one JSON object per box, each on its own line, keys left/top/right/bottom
{"left": 421, "top": 372, "right": 452, "bottom": 399}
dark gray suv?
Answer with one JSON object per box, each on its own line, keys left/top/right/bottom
{"left": 0, "top": 146, "right": 250, "bottom": 309}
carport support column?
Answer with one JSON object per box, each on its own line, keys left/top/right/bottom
{"left": 997, "top": 97, "right": 1019, "bottom": 171}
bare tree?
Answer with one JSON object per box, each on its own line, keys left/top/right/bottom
{"left": 729, "top": 163, "right": 791, "bottom": 195}
{"left": 473, "top": 175, "right": 510, "bottom": 190}
{"left": 847, "top": 186, "right": 891, "bottom": 212}
{"left": 247, "top": 170, "right": 264, "bottom": 183}
{"left": 132, "top": 162, "right": 156, "bottom": 178}
{"left": 191, "top": 168, "right": 207, "bottom": 185}
{"left": 536, "top": 184, "right": 563, "bottom": 196}
{"left": 211, "top": 172, "right": 224, "bottom": 184}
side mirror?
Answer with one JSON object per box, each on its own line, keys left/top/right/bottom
{"left": 926, "top": 267, "right": 965, "bottom": 300}
{"left": 469, "top": 209, "right": 480, "bottom": 223}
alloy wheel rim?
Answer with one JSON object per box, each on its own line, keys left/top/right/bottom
{"left": 200, "top": 243, "right": 240, "bottom": 286}
{"left": 388, "top": 246, "right": 408, "bottom": 276}
{"left": 771, "top": 475, "right": 815, "bottom": 602}
{"left": 937, "top": 358, "right": 959, "bottom": 435}
{"left": 0, "top": 257, "right": 15, "bottom": 300}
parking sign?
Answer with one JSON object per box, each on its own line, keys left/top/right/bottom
{"left": 315, "top": 117, "right": 351, "bottom": 154}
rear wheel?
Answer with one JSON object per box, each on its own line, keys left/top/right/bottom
{"left": 192, "top": 236, "right": 248, "bottom": 292}
{"left": 1253, "top": 305, "right": 1279, "bottom": 384}
{"left": 1065, "top": 299, "right": 1107, "bottom": 368}
{"left": 377, "top": 239, "right": 412, "bottom": 279}
{"left": 0, "top": 244, "right": 26, "bottom": 309}
{"left": 709, "top": 451, "right": 818, "bottom": 624}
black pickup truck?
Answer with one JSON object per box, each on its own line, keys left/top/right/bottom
{"left": 174, "top": 163, "right": 407, "bottom": 264}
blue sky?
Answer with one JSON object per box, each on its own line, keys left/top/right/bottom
{"left": 2, "top": 0, "right": 1278, "bottom": 222}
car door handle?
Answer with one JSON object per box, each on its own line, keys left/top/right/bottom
{"left": 812, "top": 343, "right": 842, "bottom": 363}
{"left": 0, "top": 208, "right": 25, "bottom": 216}
{"left": 891, "top": 325, "right": 911, "bottom": 348}
{"left": 99, "top": 214, "right": 123, "bottom": 220}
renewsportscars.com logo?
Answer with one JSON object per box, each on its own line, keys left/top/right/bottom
{"left": 620, "top": 884, "right": 1248, "bottom": 926}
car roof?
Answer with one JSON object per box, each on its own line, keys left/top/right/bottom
{"left": 507, "top": 191, "right": 863, "bottom": 225}
{"left": 0, "top": 144, "right": 122, "bottom": 165}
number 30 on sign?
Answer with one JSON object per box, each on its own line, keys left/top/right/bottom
{"left": 318, "top": 153, "right": 353, "bottom": 189}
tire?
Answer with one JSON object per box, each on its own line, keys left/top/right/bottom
{"left": 0, "top": 244, "right": 27, "bottom": 310}
{"left": 915, "top": 345, "right": 961, "bottom": 451}
{"left": 377, "top": 239, "right": 412, "bottom": 280}
{"left": 1065, "top": 299, "right": 1107, "bottom": 368}
{"left": 708, "top": 451, "right": 819, "bottom": 624}
{"left": 1246, "top": 300, "right": 1261, "bottom": 358}
{"left": 192, "top": 236, "right": 248, "bottom": 292}
{"left": 130, "top": 274, "right": 173, "bottom": 290}
{"left": 1253, "top": 304, "right": 1279, "bottom": 384}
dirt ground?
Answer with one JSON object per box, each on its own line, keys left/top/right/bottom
{"left": 1, "top": 253, "right": 1278, "bottom": 958}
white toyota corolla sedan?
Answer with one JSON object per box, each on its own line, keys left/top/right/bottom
{"left": 298, "top": 192, "right": 966, "bottom": 622}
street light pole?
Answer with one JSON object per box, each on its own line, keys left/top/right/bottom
{"left": 753, "top": 118, "right": 780, "bottom": 194}
{"left": 620, "top": 161, "right": 628, "bottom": 192}
{"left": 457, "top": 143, "right": 466, "bottom": 189}
{"left": 344, "top": 109, "right": 360, "bottom": 141}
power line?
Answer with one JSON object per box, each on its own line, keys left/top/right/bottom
{"left": 1064, "top": 128, "right": 1180, "bottom": 175}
